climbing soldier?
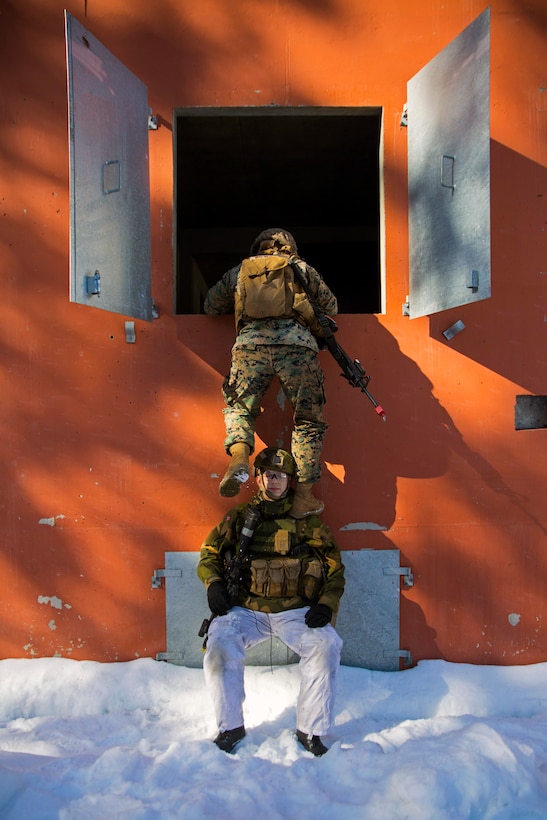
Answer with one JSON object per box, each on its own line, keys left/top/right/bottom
{"left": 203, "top": 228, "right": 338, "bottom": 519}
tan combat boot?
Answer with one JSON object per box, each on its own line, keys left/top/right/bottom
{"left": 290, "top": 481, "right": 324, "bottom": 518}
{"left": 219, "top": 443, "right": 251, "bottom": 497}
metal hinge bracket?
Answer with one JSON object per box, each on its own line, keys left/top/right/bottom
{"left": 156, "top": 650, "right": 184, "bottom": 662}
{"left": 125, "top": 321, "right": 136, "bottom": 344}
{"left": 402, "top": 295, "right": 410, "bottom": 316}
{"left": 384, "top": 649, "right": 413, "bottom": 667}
{"left": 151, "top": 568, "right": 182, "bottom": 589}
{"left": 383, "top": 566, "right": 414, "bottom": 588}
{"left": 400, "top": 103, "right": 408, "bottom": 127}
{"left": 148, "top": 109, "right": 159, "bottom": 130}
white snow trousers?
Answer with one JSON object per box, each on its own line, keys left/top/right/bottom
{"left": 203, "top": 606, "right": 343, "bottom": 736}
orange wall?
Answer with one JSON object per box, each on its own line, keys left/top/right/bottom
{"left": 1, "top": 0, "right": 545, "bottom": 664}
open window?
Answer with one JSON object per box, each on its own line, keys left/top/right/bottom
{"left": 65, "top": 8, "right": 490, "bottom": 323}
{"left": 174, "top": 107, "right": 383, "bottom": 315}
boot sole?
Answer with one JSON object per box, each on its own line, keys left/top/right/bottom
{"left": 219, "top": 469, "right": 250, "bottom": 497}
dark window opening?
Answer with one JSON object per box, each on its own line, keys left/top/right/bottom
{"left": 174, "top": 107, "right": 383, "bottom": 315}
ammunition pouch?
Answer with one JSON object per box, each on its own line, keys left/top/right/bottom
{"left": 249, "top": 555, "right": 325, "bottom": 601}
{"left": 300, "top": 556, "right": 325, "bottom": 601}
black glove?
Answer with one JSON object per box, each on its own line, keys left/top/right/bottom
{"left": 305, "top": 604, "right": 332, "bottom": 628}
{"left": 207, "top": 582, "right": 231, "bottom": 616}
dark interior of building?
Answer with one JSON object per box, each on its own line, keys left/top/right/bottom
{"left": 174, "top": 107, "right": 382, "bottom": 314}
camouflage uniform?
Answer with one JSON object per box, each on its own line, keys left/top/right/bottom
{"left": 198, "top": 492, "right": 345, "bottom": 614}
{"left": 204, "top": 235, "right": 338, "bottom": 485}
{"left": 197, "top": 490, "right": 345, "bottom": 737}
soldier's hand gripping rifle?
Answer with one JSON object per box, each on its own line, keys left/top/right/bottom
{"left": 289, "top": 259, "right": 386, "bottom": 421}
{"left": 199, "top": 505, "right": 262, "bottom": 649}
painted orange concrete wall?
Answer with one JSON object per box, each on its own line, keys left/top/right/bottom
{"left": 0, "top": 0, "right": 545, "bottom": 664}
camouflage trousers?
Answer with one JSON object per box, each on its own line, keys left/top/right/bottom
{"left": 222, "top": 345, "right": 327, "bottom": 483}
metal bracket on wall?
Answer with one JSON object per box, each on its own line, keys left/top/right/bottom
{"left": 148, "top": 109, "right": 159, "bottom": 130}
{"left": 156, "top": 650, "right": 184, "bottom": 662}
{"left": 402, "top": 296, "right": 410, "bottom": 316}
{"left": 383, "top": 565, "right": 414, "bottom": 588}
{"left": 400, "top": 103, "right": 408, "bottom": 127}
{"left": 125, "top": 321, "right": 136, "bottom": 344}
{"left": 384, "top": 649, "right": 413, "bottom": 667}
{"left": 152, "top": 568, "right": 182, "bottom": 589}
{"left": 443, "top": 319, "right": 466, "bottom": 340}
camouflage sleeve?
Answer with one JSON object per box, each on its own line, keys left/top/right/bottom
{"left": 203, "top": 265, "right": 240, "bottom": 316}
{"left": 303, "top": 263, "right": 338, "bottom": 318}
{"left": 196, "top": 506, "right": 243, "bottom": 589}
{"left": 304, "top": 518, "right": 345, "bottom": 613}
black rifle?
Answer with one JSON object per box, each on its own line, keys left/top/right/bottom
{"left": 225, "top": 505, "right": 262, "bottom": 600}
{"left": 289, "top": 259, "right": 386, "bottom": 421}
{"left": 198, "top": 505, "right": 262, "bottom": 649}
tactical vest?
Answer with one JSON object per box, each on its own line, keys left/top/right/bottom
{"left": 234, "top": 255, "right": 323, "bottom": 336}
{"left": 236, "top": 514, "right": 325, "bottom": 603}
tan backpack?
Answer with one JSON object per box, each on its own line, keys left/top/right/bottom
{"left": 234, "top": 255, "right": 322, "bottom": 335}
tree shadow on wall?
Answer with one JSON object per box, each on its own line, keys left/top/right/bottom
{"left": 183, "top": 310, "right": 546, "bottom": 543}
{"left": 429, "top": 142, "right": 547, "bottom": 394}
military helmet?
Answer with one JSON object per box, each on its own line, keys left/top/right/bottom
{"left": 253, "top": 447, "right": 296, "bottom": 477}
{"left": 249, "top": 228, "right": 298, "bottom": 257}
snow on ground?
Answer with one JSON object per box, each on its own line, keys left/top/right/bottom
{"left": 1, "top": 657, "right": 547, "bottom": 818}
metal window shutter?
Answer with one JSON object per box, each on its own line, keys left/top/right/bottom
{"left": 407, "top": 8, "right": 491, "bottom": 319}
{"left": 65, "top": 11, "right": 153, "bottom": 321}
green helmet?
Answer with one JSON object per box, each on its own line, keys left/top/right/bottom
{"left": 253, "top": 447, "right": 296, "bottom": 477}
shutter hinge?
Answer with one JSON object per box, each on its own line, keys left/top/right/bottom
{"left": 156, "top": 651, "right": 184, "bottom": 662}
{"left": 383, "top": 649, "right": 413, "bottom": 667}
{"left": 383, "top": 566, "right": 414, "bottom": 588}
{"left": 400, "top": 103, "right": 408, "bottom": 127}
{"left": 151, "top": 568, "right": 182, "bottom": 589}
{"left": 148, "top": 109, "right": 159, "bottom": 130}
{"left": 402, "top": 295, "right": 410, "bottom": 316}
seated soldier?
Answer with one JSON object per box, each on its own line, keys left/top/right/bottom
{"left": 197, "top": 447, "right": 345, "bottom": 756}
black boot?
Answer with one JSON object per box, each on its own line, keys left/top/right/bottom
{"left": 213, "top": 725, "right": 246, "bottom": 753}
{"left": 296, "top": 729, "right": 328, "bottom": 756}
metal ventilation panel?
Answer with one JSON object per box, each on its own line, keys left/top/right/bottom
{"left": 155, "top": 549, "right": 407, "bottom": 671}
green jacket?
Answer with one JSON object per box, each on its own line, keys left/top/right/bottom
{"left": 197, "top": 493, "right": 345, "bottom": 615}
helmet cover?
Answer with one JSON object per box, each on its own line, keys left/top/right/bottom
{"left": 249, "top": 228, "right": 298, "bottom": 257}
{"left": 253, "top": 447, "right": 296, "bottom": 477}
